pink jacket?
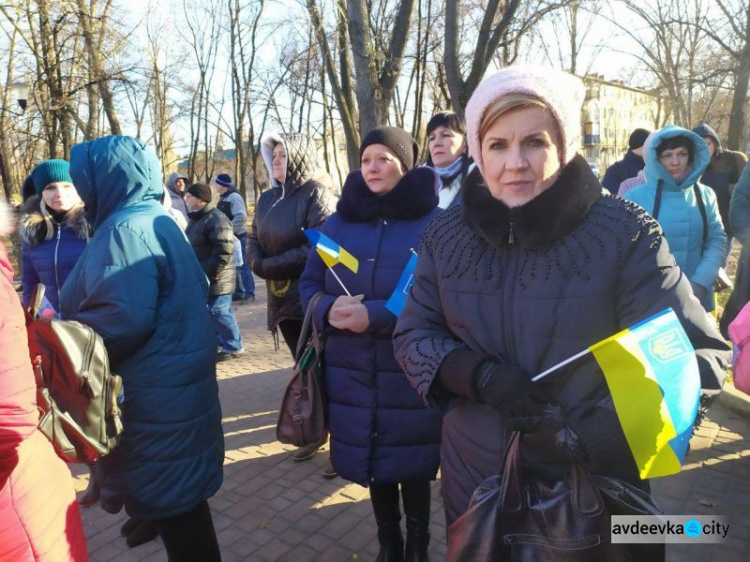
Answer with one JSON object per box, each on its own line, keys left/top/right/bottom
{"left": 0, "top": 242, "right": 88, "bottom": 561}
{"left": 618, "top": 170, "right": 646, "bottom": 197}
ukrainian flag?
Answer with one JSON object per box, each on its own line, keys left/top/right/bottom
{"left": 304, "top": 229, "right": 359, "bottom": 273}
{"left": 590, "top": 308, "right": 700, "bottom": 479}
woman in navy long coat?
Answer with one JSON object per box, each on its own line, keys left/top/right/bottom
{"left": 300, "top": 127, "right": 441, "bottom": 562}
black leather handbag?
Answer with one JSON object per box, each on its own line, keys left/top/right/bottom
{"left": 446, "top": 414, "right": 665, "bottom": 561}
{"left": 276, "top": 292, "right": 328, "bottom": 447}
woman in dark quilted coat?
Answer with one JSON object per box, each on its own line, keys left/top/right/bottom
{"left": 393, "top": 66, "right": 730, "bottom": 558}
{"left": 300, "top": 127, "right": 443, "bottom": 562}
{"left": 249, "top": 132, "right": 336, "bottom": 354}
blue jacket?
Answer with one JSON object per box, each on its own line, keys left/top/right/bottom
{"left": 59, "top": 136, "right": 224, "bottom": 520}
{"left": 625, "top": 126, "right": 726, "bottom": 311}
{"left": 299, "top": 168, "right": 442, "bottom": 486}
{"left": 602, "top": 149, "right": 645, "bottom": 193}
{"left": 20, "top": 197, "right": 88, "bottom": 312}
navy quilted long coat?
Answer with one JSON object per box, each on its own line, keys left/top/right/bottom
{"left": 59, "top": 136, "right": 224, "bottom": 521}
{"left": 299, "top": 167, "right": 442, "bottom": 486}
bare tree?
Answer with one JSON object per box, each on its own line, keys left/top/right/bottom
{"left": 444, "top": 0, "right": 570, "bottom": 112}
{"left": 347, "top": 0, "right": 416, "bottom": 133}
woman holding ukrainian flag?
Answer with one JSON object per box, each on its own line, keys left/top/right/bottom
{"left": 300, "top": 126, "right": 442, "bottom": 562}
{"left": 392, "top": 65, "right": 730, "bottom": 558}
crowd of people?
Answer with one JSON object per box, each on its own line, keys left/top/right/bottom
{"left": 0, "top": 63, "right": 743, "bottom": 561}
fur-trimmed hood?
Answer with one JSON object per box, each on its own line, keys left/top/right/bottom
{"left": 461, "top": 153, "right": 602, "bottom": 249}
{"left": 20, "top": 195, "right": 90, "bottom": 246}
{"left": 337, "top": 167, "right": 439, "bottom": 222}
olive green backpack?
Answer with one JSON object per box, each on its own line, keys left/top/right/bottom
{"left": 25, "top": 284, "right": 123, "bottom": 463}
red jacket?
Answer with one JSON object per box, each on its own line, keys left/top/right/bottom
{"left": 0, "top": 242, "right": 88, "bottom": 561}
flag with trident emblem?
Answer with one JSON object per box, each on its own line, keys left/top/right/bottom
{"left": 533, "top": 308, "right": 700, "bottom": 479}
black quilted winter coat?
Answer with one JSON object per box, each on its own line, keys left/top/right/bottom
{"left": 249, "top": 133, "right": 337, "bottom": 332}
{"left": 393, "top": 155, "right": 730, "bottom": 527}
{"left": 186, "top": 203, "right": 236, "bottom": 296}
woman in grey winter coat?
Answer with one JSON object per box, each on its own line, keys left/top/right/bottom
{"left": 393, "top": 66, "right": 730, "bottom": 555}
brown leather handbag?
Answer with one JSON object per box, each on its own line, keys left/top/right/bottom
{"left": 446, "top": 414, "right": 665, "bottom": 562}
{"left": 276, "top": 292, "right": 327, "bottom": 447}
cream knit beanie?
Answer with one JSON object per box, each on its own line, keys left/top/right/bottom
{"left": 465, "top": 65, "right": 585, "bottom": 178}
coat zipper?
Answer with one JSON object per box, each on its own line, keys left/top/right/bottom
{"left": 503, "top": 245, "right": 521, "bottom": 360}
{"left": 508, "top": 221, "right": 515, "bottom": 244}
{"left": 54, "top": 225, "right": 62, "bottom": 306}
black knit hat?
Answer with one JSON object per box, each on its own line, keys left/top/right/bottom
{"left": 187, "top": 182, "right": 213, "bottom": 203}
{"left": 629, "top": 128, "right": 651, "bottom": 150}
{"left": 360, "top": 126, "right": 419, "bottom": 170}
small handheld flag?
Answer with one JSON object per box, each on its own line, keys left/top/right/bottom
{"left": 386, "top": 252, "right": 417, "bottom": 317}
{"left": 304, "top": 229, "right": 359, "bottom": 295}
{"left": 534, "top": 309, "right": 700, "bottom": 479}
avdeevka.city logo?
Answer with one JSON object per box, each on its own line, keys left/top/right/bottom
{"left": 648, "top": 327, "right": 690, "bottom": 363}
{"left": 611, "top": 516, "right": 730, "bottom": 544}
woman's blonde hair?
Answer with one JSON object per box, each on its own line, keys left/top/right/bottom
{"left": 478, "top": 93, "right": 562, "bottom": 158}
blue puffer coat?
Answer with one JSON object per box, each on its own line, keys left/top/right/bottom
{"left": 20, "top": 196, "right": 88, "bottom": 312}
{"left": 625, "top": 126, "right": 726, "bottom": 311}
{"left": 299, "top": 167, "right": 442, "bottom": 486}
{"left": 59, "top": 136, "right": 224, "bottom": 521}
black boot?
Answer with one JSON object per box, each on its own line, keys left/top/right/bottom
{"left": 371, "top": 483, "right": 404, "bottom": 562}
{"left": 375, "top": 523, "right": 404, "bottom": 562}
{"left": 404, "top": 516, "right": 430, "bottom": 562}
{"left": 402, "top": 480, "right": 431, "bottom": 562}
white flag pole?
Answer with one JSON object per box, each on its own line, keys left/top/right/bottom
{"left": 328, "top": 266, "right": 352, "bottom": 297}
{"left": 531, "top": 348, "right": 592, "bottom": 382}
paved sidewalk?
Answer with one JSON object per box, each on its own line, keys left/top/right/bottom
{"left": 75, "top": 282, "right": 749, "bottom": 561}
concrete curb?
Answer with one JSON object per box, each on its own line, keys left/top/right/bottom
{"left": 717, "top": 382, "right": 750, "bottom": 417}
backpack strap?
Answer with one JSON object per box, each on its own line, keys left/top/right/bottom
{"left": 693, "top": 183, "right": 709, "bottom": 249}
{"left": 652, "top": 182, "right": 708, "bottom": 249}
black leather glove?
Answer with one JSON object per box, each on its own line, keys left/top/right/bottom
{"left": 474, "top": 360, "right": 550, "bottom": 419}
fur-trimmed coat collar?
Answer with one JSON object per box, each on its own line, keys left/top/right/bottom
{"left": 20, "top": 195, "right": 90, "bottom": 246}
{"left": 337, "top": 167, "right": 439, "bottom": 222}
{"left": 461, "top": 154, "right": 602, "bottom": 249}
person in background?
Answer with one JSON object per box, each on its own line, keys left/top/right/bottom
{"left": 602, "top": 127, "right": 650, "bottom": 193}
{"left": 393, "top": 67, "right": 729, "bottom": 556}
{"left": 214, "top": 173, "right": 255, "bottom": 303}
{"left": 625, "top": 126, "right": 727, "bottom": 313}
{"left": 250, "top": 132, "right": 337, "bottom": 464}
{"left": 20, "top": 160, "right": 89, "bottom": 313}
{"left": 166, "top": 172, "right": 190, "bottom": 223}
{"left": 60, "top": 136, "right": 224, "bottom": 561}
{"left": 1, "top": 198, "right": 89, "bottom": 561}
{"left": 721, "top": 162, "right": 750, "bottom": 336}
{"left": 185, "top": 182, "right": 244, "bottom": 361}
{"left": 692, "top": 123, "right": 748, "bottom": 265}
{"left": 424, "top": 110, "right": 473, "bottom": 209}
{"left": 300, "top": 127, "right": 442, "bottom": 562}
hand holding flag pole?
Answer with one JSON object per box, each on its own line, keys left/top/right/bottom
{"left": 304, "top": 229, "right": 359, "bottom": 296}
{"left": 531, "top": 308, "right": 700, "bottom": 479}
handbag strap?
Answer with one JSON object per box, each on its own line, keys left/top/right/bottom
{"left": 652, "top": 182, "right": 708, "bottom": 249}
{"left": 295, "top": 291, "right": 325, "bottom": 360}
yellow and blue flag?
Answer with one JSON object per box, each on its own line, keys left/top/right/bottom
{"left": 304, "top": 230, "right": 359, "bottom": 273}
{"left": 385, "top": 253, "right": 418, "bottom": 317}
{"left": 589, "top": 308, "right": 700, "bottom": 479}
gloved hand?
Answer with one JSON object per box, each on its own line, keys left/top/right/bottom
{"left": 473, "top": 360, "right": 550, "bottom": 419}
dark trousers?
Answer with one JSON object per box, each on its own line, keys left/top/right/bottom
{"left": 278, "top": 319, "right": 304, "bottom": 358}
{"left": 369, "top": 479, "right": 432, "bottom": 526}
{"left": 155, "top": 500, "right": 221, "bottom": 562}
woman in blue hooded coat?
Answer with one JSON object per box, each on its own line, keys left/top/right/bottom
{"left": 59, "top": 136, "right": 224, "bottom": 561}
{"left": 300, "top": 127, "right": 442, "bottom": 562}
{"left": 625, "top": 125, "right": 726, "bottom": 312}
